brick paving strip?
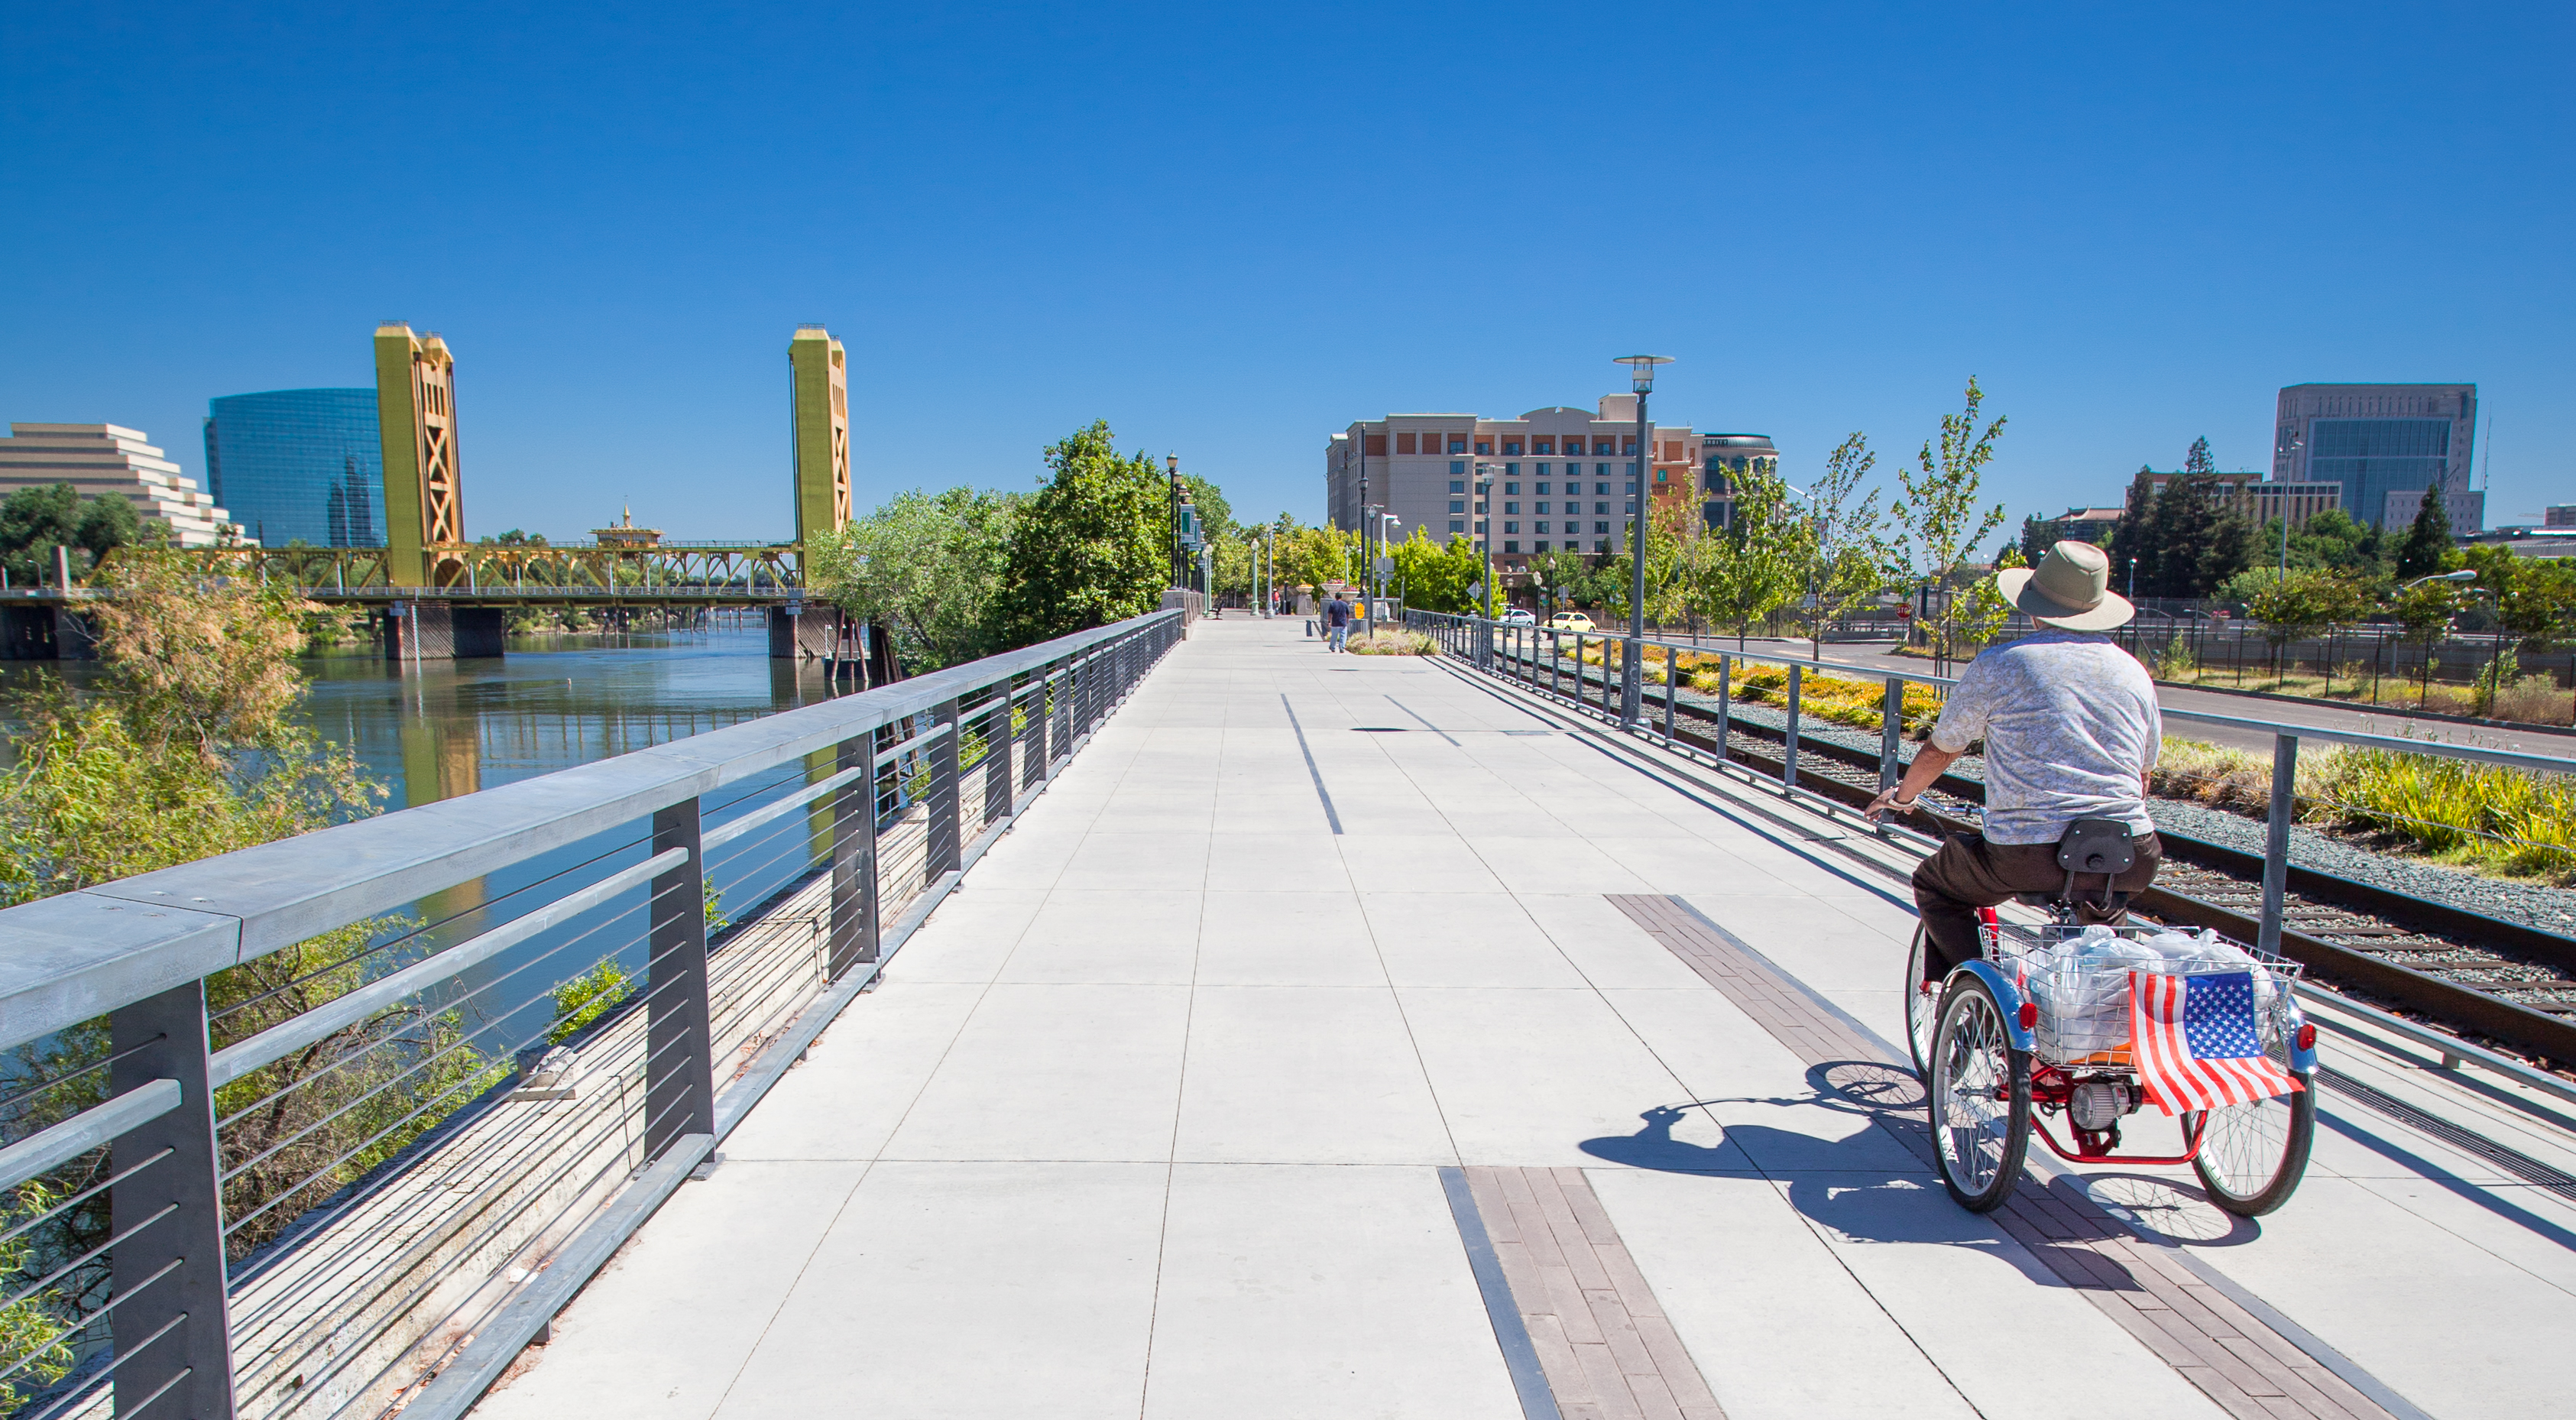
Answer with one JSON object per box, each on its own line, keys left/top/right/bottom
{"left": 1459, "top": 1164, "right": 1726, "bottom": 1420}
{"left": 1606, "top": 892, "right": 2409, "bottom": 1420}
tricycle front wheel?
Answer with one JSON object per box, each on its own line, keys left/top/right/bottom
{"left": 1930, "top": 974, "right": 2030, "bottom": 1213}
{"left": 1904, "top": 924, "right": 1941, "bottom": 1081}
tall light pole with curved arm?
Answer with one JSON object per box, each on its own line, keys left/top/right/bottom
{"left": 1614, "top": 355, "right": 1672, "bottom": 725}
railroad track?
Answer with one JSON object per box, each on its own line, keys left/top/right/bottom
{"left": 1498, "top": 650, "right": 2576, "bottom": 1071}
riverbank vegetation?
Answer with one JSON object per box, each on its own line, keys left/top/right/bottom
{"left": 0, "top": 552, "right": 533, "bottom": 1391}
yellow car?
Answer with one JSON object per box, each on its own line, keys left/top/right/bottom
{"left": 1545, "top": 612, "right": 1596, "bottom": 632}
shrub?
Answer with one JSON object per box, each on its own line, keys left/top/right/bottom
{"left": 1347, "top": 628, "right": 1438, "bottom": 656}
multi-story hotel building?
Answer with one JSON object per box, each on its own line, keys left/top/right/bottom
{"left": 2139, "top": 470, "right": 2345, "bottom": 530}
{"left": 1324, "top": 395, "right": 1698, "bottom": 579}
{"left": 2273, "top": 383, "right": 2481, "bottom": 530}
{"left": 0, "top": 423, "right": 241, "bottom": 546}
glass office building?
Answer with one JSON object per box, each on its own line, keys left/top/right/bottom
{"left": 203, "top": 388, "right": 384, "bottom": 546}
{"left": 2273, "top": 384, "right": 2477, "bottom": 530}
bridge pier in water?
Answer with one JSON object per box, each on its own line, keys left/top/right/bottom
{"left": 385, "top": 601, "right": 507, "bottom": 661}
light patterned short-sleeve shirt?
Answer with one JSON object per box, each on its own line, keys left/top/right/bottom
{"left": 1929, "top": 630, "right": 2160, "bottom": 845}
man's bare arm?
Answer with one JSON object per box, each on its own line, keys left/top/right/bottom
{"left": 1865, "top": 744, "right": 1964, "bottom": 820}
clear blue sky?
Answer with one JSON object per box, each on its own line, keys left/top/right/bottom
{"left": 4, "top": 2, "right": 2567, "bottom": 544}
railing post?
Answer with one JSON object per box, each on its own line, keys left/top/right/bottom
{"left": 829, "top": 732, "right": 879, "bottom": 974}
{"left": 644, "top": 798, "right": 714, "bottom": 1161}
{"left": 1026, "top": 673, "right": 1050, "bottom": 788}
{"left": 984, "top": 689, "right": 1013, "bottom": 829}
{"left": 1878, "top": 676, "right": 1904, "bottom": 835}
{"left": 2259, "top": 733, "right": 2297, "bottom": 957}
{"left": 929, "top": 699, "right": 963, "bottom": 880}
{"left": 1602, "top": 640, "right": 1617, "bottom": 718}
{"left": 1550, "top": 630, "right": 1563, "bottom": 697}
{"left": 1473, "top": 616, "right": 1492, "bottom": 672}
{"left": 1784, "top": 664, "right": 1803, "bottom": 790}
{"left": 1715, "top": 655, "right": 1732, "bottom": 763}
{"left": 111, "top": 979, "right": 236, "bottom": 1418}
{"left": 1662, "top": 650, "right": 1677, "bottom": 741}
{"left": 1048, "top": 663, "right": 1068, "bottom": 775}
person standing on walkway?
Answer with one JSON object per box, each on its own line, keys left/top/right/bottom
{"left": 1323, "top": 591, "right": 1353, "bottom": 653}
{"left": 1865, "top": 540, "right": 2164, "bottom": 982}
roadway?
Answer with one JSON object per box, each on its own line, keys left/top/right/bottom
{"left": 468, "top": 618, "right": 2576, "bottom": 1420}
{"left": 1746, "top": 636, "right": 2576, "bottom": 757}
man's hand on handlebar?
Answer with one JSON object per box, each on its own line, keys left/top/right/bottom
{"left": 1868, "top": 743, "right": 1965, "bottom": 822}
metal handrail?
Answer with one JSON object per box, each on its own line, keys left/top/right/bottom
{"left": 1408, "top": 608, "right": 2576, "bottom": 959}
{"left": 0, "top": 606, "right": 1184, "bottom": 1420}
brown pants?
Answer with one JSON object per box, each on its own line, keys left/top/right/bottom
{"left": 1912, "top": 832, "right": 2162, "bottom": 982}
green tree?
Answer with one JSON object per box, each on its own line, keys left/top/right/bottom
{"left": 995, "top": 422, "right": 1170, "bottom": 644}
{"left": 2017, "top": 513, "right": 2063, "bottom": 566}
{"left": 1803, "top": 432, "right": 1891, "bottom": 658}
{"left": 1693, "top": 459, "right": 1812, "bottom": 648}
{"left": 0, "top": 482, "right": 141, "bottom": 585}
{"left": 1388, "top": 529, "right": 1483, "bottom": 613}
{"left": 1523, "top": 548, "right": 1593, "bottom": 618}
{"left": 1177, "top": 474, "right": 1233, "bottom": 541}
{"left": 1891, "top": 377, "right": 2009, "bottom": 672}
{"left": 0, "top": 550, "right": 517, "bottom": 1278}
{"left": 2396, "top": 485, "right": 2457, "bottom": 581}
{"left": 2147, "top": 472, "right": 2254, "bottom": 598}
{"left": 807, "top": 486, "right": 1020, "bottom": 671}
{"left": 2246, "top": 570, "right": 2370, "bottom": 679}
{"left": 2183, "top": 434, "right": 2218, "bottom": 478}
{"left": 1952, "top": 544, "right": 2027, "bottom": 654}
{"left": 2108, "top": 467, "right": 2160, "bottom": 602}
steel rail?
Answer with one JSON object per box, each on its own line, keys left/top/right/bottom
{"left": 206, "top": 848, "right": 686, "bottom": 1089}
{"left": 0, "top": 1077, "right": 179, "bottom": 1194}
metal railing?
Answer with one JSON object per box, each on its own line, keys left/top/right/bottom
{"left": 0, "top": 609, "right": 1183, "bottom": 1420}
{"left": 1410, "top": 610, "right": 2576, "bottom": 1073}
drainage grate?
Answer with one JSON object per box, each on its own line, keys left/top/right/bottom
{"left": 2318, "top": 1065, "right": 2576, "bottom": 1204}
{"left": 1351, "top": 726, "right": 1408, "bottom": 733}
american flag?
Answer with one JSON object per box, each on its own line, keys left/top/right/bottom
{"left": 2128, "top": 970, "right": 2302, "bottom": 1115}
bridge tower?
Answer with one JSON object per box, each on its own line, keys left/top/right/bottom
{"left": 374, "top": 323, "right": 466, "bottom": 587}
{"left": 788, "top": 326, "right": 851, "bottom": 551}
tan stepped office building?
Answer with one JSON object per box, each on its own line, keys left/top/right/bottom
{"left": 0, "top": 423, "right": 242, "bottom": 547}
{"left": 1324, "top": 396, "right": 1698, "bottom": 579}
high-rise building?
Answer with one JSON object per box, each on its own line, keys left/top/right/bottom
{"left": 0, "top": 423, "right": 240, "bottom": 546}
{"left": 203, "top": 388, "right": 384, "bottom": 547}
{"left": 2273, "top": 384, "right": 2480, "bottom": 530}
{"left": 1698, "top": 435, "right": 1781, "bottom": 530}
{"left": 1323, "top": 396, "right": 1697, "bottom": 578}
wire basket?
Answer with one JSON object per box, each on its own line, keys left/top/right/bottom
{"left": 1988, "top": 922, "right": 2305, "bottom": 1068}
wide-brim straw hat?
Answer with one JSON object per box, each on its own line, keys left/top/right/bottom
{"left": 1995, "top": 540, "right": 2135, "bottom": 631}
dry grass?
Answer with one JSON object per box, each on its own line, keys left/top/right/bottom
{"left": 1346, "top": 628, "right": 1439, "bottom": 656}
{"left": 2152, "top": 736, "right": 2576, "bottom": 880}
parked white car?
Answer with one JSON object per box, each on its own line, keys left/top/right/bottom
{"left": 1501, "top": 608, "right": 1537, "bottom": 625}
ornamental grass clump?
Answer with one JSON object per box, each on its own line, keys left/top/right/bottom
{"left": 2315, "top": 749, "right": 2576, "bottom": 878}
{"left": 1346, "top": 628, "right": 1437, "bottom": 656}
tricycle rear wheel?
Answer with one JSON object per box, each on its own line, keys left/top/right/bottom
{"left": 1929, "top": 974, "right": 2031, "bottom": 1213}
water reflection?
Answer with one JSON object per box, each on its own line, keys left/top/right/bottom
{"left": 5, "top": 624, "right": 858, "bottom": 1052}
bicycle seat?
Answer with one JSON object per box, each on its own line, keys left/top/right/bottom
{"left": 2054, "top": 819, "right": 2136, "bottom": 913}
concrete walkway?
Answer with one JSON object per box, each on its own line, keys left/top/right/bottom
{"left": 473, "top": 618, "right": 2576, "bottom": 1420}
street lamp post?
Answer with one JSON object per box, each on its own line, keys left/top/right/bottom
{"left": 2276, "top": 434, "right": 2302, "bottom": 582}
{"left": 1474, "top": 461, "right": 1501, "bottom": 618}
{"left": 1376, "top": 512, "right": 1401, "bottom": 628}
{"left": 1613, "top": 355, "right": 1673, "bottom": 725}
{"left": 1167, "top": 455, "right": 1184, "bottom": 589}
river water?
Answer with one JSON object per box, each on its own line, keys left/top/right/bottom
{"left": 5, "top": 624, "right": 861, "bottom": 1057}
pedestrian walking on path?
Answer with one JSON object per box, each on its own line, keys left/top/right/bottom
{"left": 1323, "top": 592, "right": 1352, "bottom": 653}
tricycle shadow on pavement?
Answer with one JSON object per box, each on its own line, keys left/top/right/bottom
{"left": 1577, "top": 1060, "right": 2251, "bottom": 1282}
